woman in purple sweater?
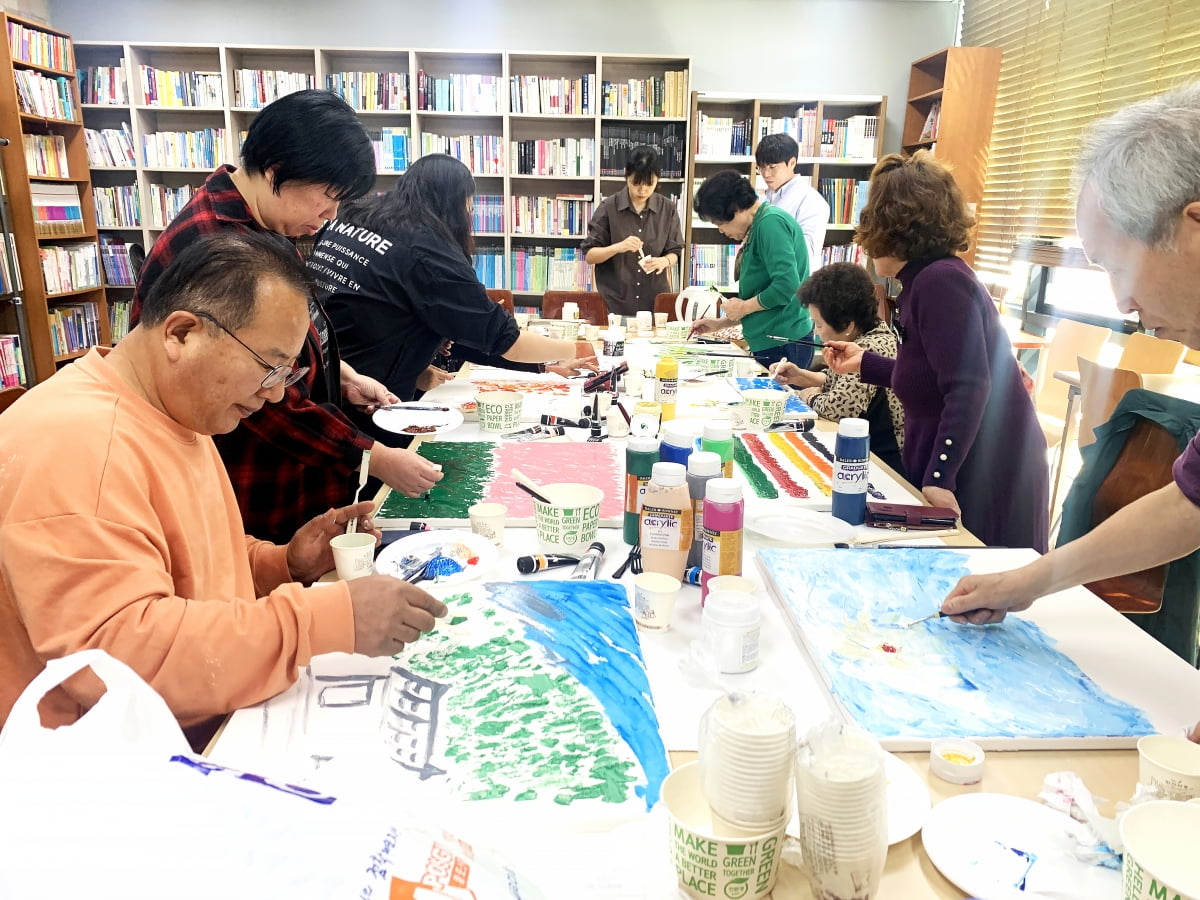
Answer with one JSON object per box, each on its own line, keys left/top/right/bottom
{"left": 824, "top": 152, "right": 1049, "bottom": 551}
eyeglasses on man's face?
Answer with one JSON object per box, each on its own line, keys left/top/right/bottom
{"left": 193, "top": 310, "right": 309, "bottom": 390}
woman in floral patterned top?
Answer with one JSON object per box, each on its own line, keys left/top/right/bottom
{"left": 769, "top": 262, "right": 906, "bottom": 478}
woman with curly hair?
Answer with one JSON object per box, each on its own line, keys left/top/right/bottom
{"left": 822, "top": 152, "right": 1048, "bottom": 551}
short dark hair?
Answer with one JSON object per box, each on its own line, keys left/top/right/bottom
{"left": 141, "top": 232, "right": 312, "bottom": 329}
{"left": 855, "top": 151, "right": 975, "bottom": 261}
{"left": 626, "top": 145, "right": 662, "bottom": 184}
{"left": 337, "top": 153, "right": 476, "bottom": 260}
{"left": 240, "top": 89, "right": 375, "bottom": 203}
{"left": 798, "top": 262, "right": 880, "bottom": 333}
{"left": 694, "top": 170, "right": 758, "bottom": 224}
{"left": 755, "top": 133, "right": 799, "bottom": 167}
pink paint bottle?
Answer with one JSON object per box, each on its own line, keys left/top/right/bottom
{"left": 700, "top": 478, "right": 744, "bottom": 603}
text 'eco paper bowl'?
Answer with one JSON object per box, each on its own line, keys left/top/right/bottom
{"left": 741, "top": 388, "right": 786, "bottom": 429}
{"left": 476, "top": 391, "right": 525, "bottom": 432}
{"left": 531, "top": 483, "right": 603, "bottom": 555}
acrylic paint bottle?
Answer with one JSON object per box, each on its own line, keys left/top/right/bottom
{"left": 701, "top": 419, "right": 735, "bottom": 478}
{"left": 686, "top": 451, "right": 723, "bottom": 569}
{"left": 831, "top": 417, "right": 870, "bottom": 526}
{"left": 655, "top": 355, "right": 679, "bottom": 421}
{"left": 624, "top": 436, "right": 660, "bottom": 545}
{"left": 659, "top": 420, "right": 696, "bottom": 468}
{"left": 700, "top": 478, "right": 745, "bottom": 603}
{"left": 639, "top": 461, "right": 693, "bottom": 580}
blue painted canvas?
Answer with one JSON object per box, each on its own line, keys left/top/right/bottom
{"left": 734, "top": 377, "right": 814, "bottom": 415}
{"left": 758, "top": 548, "right": 1154, "bottom": 740}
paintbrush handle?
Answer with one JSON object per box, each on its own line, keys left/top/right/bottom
{"left": 511, "top": 468, "right": 554, "bottom": 505}
{"left": 513, "top": 481, "right": 554, "bottom": 505}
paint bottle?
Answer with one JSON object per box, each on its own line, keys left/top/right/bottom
{"left": 624, "top": 435, "right": 660, "bottom": 545}
{"left": 655, "top": 355, "right": 679, "bottom": 421}
{"left": 639, "top": 461, "right": 693, "bottom": 580}
{"left": 631, "top": 400, "right": 661, "bottom": 438}
{"left": 686, "top": 451, "right": 723, "bottom": 569}
{"left": 659, "top": 420, "right": 696, "bottom": 468}
{"left": 700, "top": 478, "right": 744, "bottom": 603}
{"left": 701, "top": 419, "right": 735, "bottom": 478}
{"left": 831, "top": 417, "right": 870, "bottom": 526}
{"left": 701, "top": 590, "right": 761, "bottom": 674}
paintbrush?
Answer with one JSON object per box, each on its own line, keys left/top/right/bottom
{"left": 904, "top": 610, "right": 948, "bottom": 627}
{"left": 376, "top": 403, "right": 451, "bottom": 412}
{"left": 510, "top": 468, "right": 555, "bottom": 505}
{"left": 767, "top": 335, "right": 825, "bottom": 350}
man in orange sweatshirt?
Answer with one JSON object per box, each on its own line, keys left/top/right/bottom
{"left": 0, "top": 232, "right": 446, "bottom": 746}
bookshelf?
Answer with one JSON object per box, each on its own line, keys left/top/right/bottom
{"left": 902, "top": 46, "right": 1002, "bottom": 268}
{"left": 72, "top": 43, "right": 691, "bottom": 311}
{"left": 1, "top": 12, "right": 109, "bottom": 384}
{"left": 685, "top": 90, "right": 887, "bottom": 287}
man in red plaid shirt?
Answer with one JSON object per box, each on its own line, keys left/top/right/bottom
{"left": 132, "top": 90, "right": 443, "bottom": 543}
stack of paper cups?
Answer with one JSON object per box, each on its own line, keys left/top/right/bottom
{"left": 698, "top": 693, "right": 796, "bottom": 830}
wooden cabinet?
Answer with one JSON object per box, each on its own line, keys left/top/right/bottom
{"left": 902, "top": 46, "right": 1002, "bottom": 267}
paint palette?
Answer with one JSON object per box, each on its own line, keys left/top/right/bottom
{"left": 922, "top": 794, "right": 1121, "bottom": 899}
{"left": 372, "top": 404, "right": 465, "bottom": 436}
{"left": 375, "top": 530, "right": 498, "bottom": 586}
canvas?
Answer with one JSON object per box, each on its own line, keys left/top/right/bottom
{"left": 732, "top": 377, "right": 814, "bottom": 415}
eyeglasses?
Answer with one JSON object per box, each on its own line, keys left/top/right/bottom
{"left": 194, "top": 311, "right": 309, "bottom": 389}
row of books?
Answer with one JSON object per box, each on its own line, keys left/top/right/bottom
{"left": 93, "top": 183, "right": 141, "bottom": 227}
{"left": 99, "top": 236, "right": 138, "bottom": 286}
{"left": 23, "top": 133, "right": 69, "bottom": 178}
{"left": 509, "top": 74, "right": 595, "bottom": 116}
{"left": 327, "top": 71, "right": 409, "bottom": 111}
{"left": 509, "top": 195, "right": 594, "bottom": 237}
{"left": 419, "top": 133, "right": 503, "bottom": 175}
{"left": 78, "top": 63, "right": 129, "bottom": 104}
{"left": 147, "top": 183, "right": 195, "bottom": 228}
{"left": 136, "top": 65, "right": 223, "bottom": 108}
{"left": 14, "top": 70, "right": 75, "bottom": 121}
{"left": 695, "top": 114, "right": 753, "bottom": 158}
{"left": 820, "top": 243, "right": 866, "bottom": 267}
{"left": 40, "top": 242, "right": 101, "bottom": 295}
{"left": 110, "top": 299, "right": 132, "bottom": 342}
{"left": 599, "top": 123, "right": 685, "bottom": 177}
{"left": 83, "top": 123, "right": 136, "bottom": 167}
{"left": 141, "top": 128, "right": 226, "bottom": 170}
{"left": 821, "top": 116, "right": 879, "bottom": 159}
{"left": 511, "top": 138, "right": 596, "bottom": 177}
{"left": 31, "top": 183, "right": 84, "bottom": 236}
{"left": 688, "top": 243, "right": 738, "bottom": 287}
{"left": 600, "top": 72, "right": 688, "bottom": 119}
{"left": 232, "top": 68, "right": 315, "bottom": 108}
{"left": 369, "top": 126, "right": 411, "bottom": 173}
{"left": 473, "top": 246, "right": 503, "bottom": 289}
{"left": 7, "top": 21, "right": 71, "bottom": 71}
{"left": 471, "top": 194, "right": 504, "bottom": 233}
{"left": 510, "top": 246, "right": 592, "bottom": 293}
{"left": 48, "top": 301, "right": 102, "bottom": 357}
{"left": 758, "top": 109, "right": 821, "bottom": 156}
{"left": 0, "top": 334, "right": 26, "bottom": 387}
{"left": 919, "top": 101, "right": 941, "bottom": 143}
{"left": 0, "top": 235, "right": 22, "bottom": 293}
{"left": 415, "top": 70, "right": 501, "bottom": 114}
{"left": 817, "top": 178, "right": 871, "bottom": 226}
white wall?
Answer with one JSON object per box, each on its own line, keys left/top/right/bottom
{"left": 3, "top": 0, "right": 51, "bottom": 24}
{"left": 46, "top": 0, "right": 960, "bottom": 150}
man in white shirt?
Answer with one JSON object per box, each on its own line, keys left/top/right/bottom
{"left": 756, "top": 133, "right": 830, "bottom": 269}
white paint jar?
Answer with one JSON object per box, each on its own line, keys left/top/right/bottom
{"left": 702, "top": 590, "right": 761, "bottom": 674}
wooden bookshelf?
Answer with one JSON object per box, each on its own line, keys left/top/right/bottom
{"left": 72, "top": 42, "right": 691, "bottom": 309}
{"left": 902, "top": 46, "right": 1002, "bottom": 268}
{"left": 1, "top": 13, "right": 109, "bottom": 384}
{"left": 685, "top": 90, "right": 887, "bottom": 286}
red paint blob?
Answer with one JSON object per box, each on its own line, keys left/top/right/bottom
{"left": 880, "top": 643, "right": 898, "bottom": 653}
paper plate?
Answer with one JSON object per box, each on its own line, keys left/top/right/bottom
{"left": 374, "top": 529, "right": 499, "bottom": 587}
{"left": 744, "top": 507, "right": 858, "bottom": 547}
{"left": 372, "top": 403, "right": 465, "bottom": 437}
{"left": 921, "top": 793, "right": 1122, "bottom": 899}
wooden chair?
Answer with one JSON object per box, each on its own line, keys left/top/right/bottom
{"left": 653, "top": 292, "right": 679, "bottom": 321}
{"left": 485, "top": 288, "right": 514, "bottom": 314}
{"left": 1032, "top": 318, "right": 1113, "bottom": 447}
{"left": 1076, "top": 357, "right": 1142, "bottom": 448}
{"left": 1117, "top": 330, "right": 1187, "bottom": 374}
{"left": 0, "top": 385, "right": 26, "bottom": 414}
{"left": 540, "top": 291, "right": 608, "bottom": 325}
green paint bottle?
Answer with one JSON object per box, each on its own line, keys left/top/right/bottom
{"left": 624, "top": 435, "right": 660, "bottom": 545}
{"left": 702, "top": 419, "right": 735, "bottom": 478}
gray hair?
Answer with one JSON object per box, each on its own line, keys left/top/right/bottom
{"left": 1075, "top": 80, "right": 1200, "bottom": 249}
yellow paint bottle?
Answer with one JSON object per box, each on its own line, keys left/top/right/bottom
{"left": 655, "top": 354, "right": 679, "bottom": 421}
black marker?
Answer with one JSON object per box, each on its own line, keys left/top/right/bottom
{"left": 516, "top": 553, "right": 581, "bottom": 574}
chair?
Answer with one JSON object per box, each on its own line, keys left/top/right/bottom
{"left": 1032, "top": 318, "right": 1113, "bottom": 447}
{"left": 0, "top": 385, "right": 26, "bottom": 414}
{"left": 673, "top": 286, "right": 722, "bottom": 323}
{"left": 540, "top": 291, "right": 608, "bottom": 325}
{"left": 1076, "top": 357, "right": 1142, "bottom": 448}
{"left": 1058, "top": 388, "right": 1200, "bottom": 664}
{"left": 1116, "top": 330, "right": 1187, "bottom": 374}
{"left": 653, "top": 292, "right": 679, "bottom": 321}
{"left": 485, "top": 288, "right": 514, "bottom": 314}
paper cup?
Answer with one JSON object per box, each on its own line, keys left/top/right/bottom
{"left": 1121, "top": 801, "right": 1200, "bottom": 900}
{"left": 561, "top": 301, "right": 579, "bottom": 321}
{"left": 654, "top": 312, "right": 669, "bottom": 328}
{"left": 476, "top": 391, "right": 525, "bottom": 432}
{"left": 663, "top": 761, "right": 787, "bottom": 900}
{"left": 665, "top": 321, "right": 691, "bottom": 342}
{"left": 633, "top": 572, "right": 681, "bottom": 631}
{"left": 468, "top": 502, "right": 507, "bottom": 546}
{"left": 513, "top": 312, "right": 531, "bottom": 329}
{"left": 330, "top": 532, "right": 376, "bottom": 581}
{"left": 1138, "top": 734, "right": 1200, "bottom": 801}
{"left": 741, "top": 389, "right": 787, "bottom": 429}
{"left": 532, "top": 483, "right": 603, "bottom": 555}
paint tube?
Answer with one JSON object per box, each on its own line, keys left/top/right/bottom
{"left": 540, "top": 414, "right": 588, "bottom": 428}
{"left": 516, "top": 553, "right": 580, "bottom": 574}
{"left": 567, "top": 541, "right": 606, "bottom": 580}
{"left": 504, "top": 424, "right": 566, "bottom": 441}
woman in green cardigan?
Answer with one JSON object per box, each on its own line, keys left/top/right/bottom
{"left": 688, "top": 170, "right": 815, "bottom": 368}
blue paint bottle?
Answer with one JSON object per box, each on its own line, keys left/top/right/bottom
{"left": 831, "top": 417, "right": 870, "bottom": 526}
